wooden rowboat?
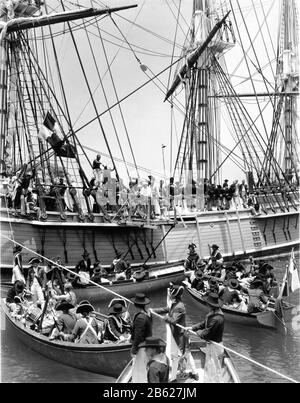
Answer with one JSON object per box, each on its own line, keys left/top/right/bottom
{"left": 184, "top": 284, "right": 282, "bottom": 330}
{"left": 74, "top": 264, "right": 185, "bottom": 302}
{"left": 1, "top": 264, "right": 185, "bottom": 303}
{"left": 1, "top": 301, "right": 131, "bottom": 377}
{"left": 116, "top": 339, "right": 240, "bottom": 383}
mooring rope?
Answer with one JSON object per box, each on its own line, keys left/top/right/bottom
{"left": 1, "top": 234, "right": 299, "bottom": 384}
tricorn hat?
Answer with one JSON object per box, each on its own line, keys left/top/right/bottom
{"left": 76, "top": 301, "right": 95, "bottom": 314}
{"left": 195, "top": 270, "right": 204, "bottom": 280}
{"left": 108, "top": 298, "right": 127, "bottom": 309}
{"left": 28, "top": 257, "right": 41, "bottom": 265}
{"left": 204, "top": 292, "right": 223, "bottom": 308}
{"left": 13, "top": 245, "right": 22, "bottom": 254}
{"left": 188, "top": 243, "right": 197, "bottom": 249}
{"left": 251, "top": 279, "right": 264, "bottom": 289}
{"left": 82, "top": 250, "right": 90, "bottom": 257}
{"left": 115, "top": 251, "right": 123, "bottom": 259}
{"left": 211, "top": 244, "right": 219, "bottom": 250}
{"left": 131, "top": 293, "right": 150, "bottom": 306}
{"left": 56, "top": 300, "right": 74, "bottom": 312}
{"left": 138, "top": 336, "right": 166, "bottom": 349}
{"left": 109, "top": 303, "right": 126, "bottom": 315}
{"left": 169, "top": 285, "right": 184, "bottom": 298}
{"left": 228, "top": 278, "right": 239, "bottom": 289}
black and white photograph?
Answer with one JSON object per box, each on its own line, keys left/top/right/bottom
{"left": 0, "top": 0, "right": 299, "bottom": 387}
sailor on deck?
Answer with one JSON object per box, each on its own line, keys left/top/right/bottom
{"left": 92, "top": 154, "right": 104, "bottom": 183}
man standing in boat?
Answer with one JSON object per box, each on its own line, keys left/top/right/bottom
{"left": 110, "top": 251, "right": 129, "bottom": 281}
{"left": 208, "top": 245, "right": 224, "bottom": 269}
{"left": 152, "top": 285, "right": 198, "bottom": 381}
{"left": 130, "top": 293, "right": 153, "bottom": 358}
{"left": 12, "top": 245, "right": 25, "bottom": 284}
{"left": 26, "top": 257, "right": 46, "bottom": 306}
{"left": 184, "top": 243, "right": 200, "bottom": 272}
{"left": 187, "top": 292, "right": 225, "bottom": 383}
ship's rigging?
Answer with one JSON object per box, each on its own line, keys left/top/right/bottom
{"left": 0, "top": 0, "right": 298, "bottom": 221}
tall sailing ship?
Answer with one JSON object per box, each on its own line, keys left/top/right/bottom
{"left": 0, "top": 0, "right": 299, "bottom": 271}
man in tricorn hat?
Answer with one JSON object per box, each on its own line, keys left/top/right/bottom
{"left": 50, "top": 300, "right": 76, "bottom": 340}
{"left": 26, "top": 257, "right": 46, "bottom": 306}
{"left": 184, "top": 243, "right": 200, "bottom": 272}
{"left": 12, "top": 244, "right": 25, "bottom": 284}
{"left": 103, "top": 303, "right": 131, "bottom": 343}
{"left": 208, "top": 244, "right": 224, "bottom": 268}
{"left": 138, "top": 337, "right": 170, "bottom": 383}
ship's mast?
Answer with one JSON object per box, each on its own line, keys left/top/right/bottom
{"left": 171, "top": 0, "right": 234, "bottom": 210}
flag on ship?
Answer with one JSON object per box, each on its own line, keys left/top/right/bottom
{"left": 39, "top": 112, "right": 76, "bottom": 158}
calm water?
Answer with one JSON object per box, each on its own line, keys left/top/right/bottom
{"left": 1, "top": 256, "right": 299, "bottom": 383}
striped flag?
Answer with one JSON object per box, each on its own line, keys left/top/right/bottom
{"left": 289, "top": 249, "right": 300, "bottom": 293}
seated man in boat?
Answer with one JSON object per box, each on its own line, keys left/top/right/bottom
{"left": 90, "top": 262, "right": 107, "bottom": 284}
{"left": 26, "top": 257, "right": 46, "bottom": 306}
{"left": 207, "top": 244, "right": 224, "bottom": 269}
{"left": 75, "top": 251, "right": 92, "bottom": 275}
{"left": 246, "top": 279, "right": 269, "bottom": 314}
{"left": 256, "top": 263, "right": 278, "bottom": 294}
{"left": 184, "top": 243, "right": 200, "bottom": 272}
{"left": 68, "top": 301, "right": 101, "bottom": 344}
{"left": 103, "top": 303, "right": 131, "bottom": 343}
{"left": 207, "top": 278, "right": 220, "bottom": 295}
{"left": 110, "top": 251, "right": 129, "bottom": 281}
{"left": 191, "top": 269, "right": 206, "bottom": 292}
{"left": 138, "top": 337, "right": 170, "bottom": 384}
{"left": 50, "top": 301, "right": 77, "bottom": 340}
{"left": 6, "top": 281, "right": 27, "bottom": 312}
{"left": 219, "top": 279, "right": 247, "bottom": 312}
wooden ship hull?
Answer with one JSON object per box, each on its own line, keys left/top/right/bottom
{"left": 1, "top": 301, "right": 131, "bottom": 377}
{"left": 0, "top": 200, "right": 298, "bottom": 270}
{"left": 185, "top": 286, "right": 282, "bottom": 330}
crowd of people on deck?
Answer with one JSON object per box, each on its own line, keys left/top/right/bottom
{"left": 185, "top": 243, "right": 278, "bottom": 314}
{"left": 3, "top": 155, "right": 292, "bottom": 221}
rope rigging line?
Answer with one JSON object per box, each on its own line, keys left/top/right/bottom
{"left": 79, "top": 3, "right": 131, "bottom": 179}
{"left": 2, "top": 234, "right": 299, "bottom": 384}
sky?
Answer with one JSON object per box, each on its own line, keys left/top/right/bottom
{"left": 35, "top": 0, "right": 286, "bottom": 184}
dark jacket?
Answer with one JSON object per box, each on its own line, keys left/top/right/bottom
{"left": 147, "top": 358, "right": 170, "bottom": 383}
{"left": 184, "top": 252, "right": 200, "bottom": 271}
{"left": 154, "top": 301, "right": 187, "bottom": 353}
{"left": 6, "top": 287, "right": 19, "bottom": 304}
{"left": 103, "top": 315, "right": 131, "bottom": 342}
{"left": 192, "top": 309, "right": 224, "bottom": 343}
{"left": 131, "top": 310, "right": 152, "bottom": 354}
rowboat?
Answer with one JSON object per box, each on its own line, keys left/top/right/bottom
{"left": 74, "top": 264, "right": 185, "bottom": 303}
{"left": 1, "top": 301, "right": 131, "bottom": 377}
{"left": 1, "top": 263, "right": 185, "bottom": 303}
{"left": 116, "top": 339, "right": 240, "bottom": 383}
{"left": 184, "top": 284, "right": 282, "bottom": 330}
